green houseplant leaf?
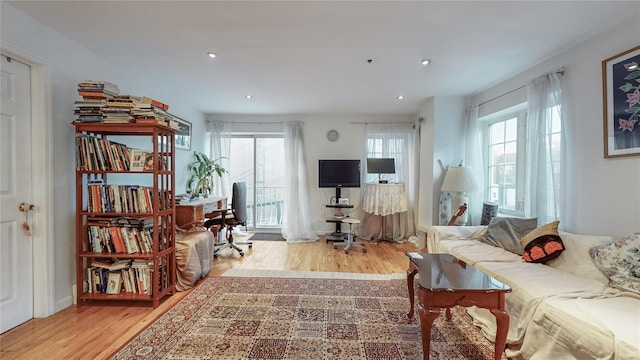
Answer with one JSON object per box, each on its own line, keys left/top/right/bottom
{"left": 186, "top": 151, "right": 228, "bottom": 194}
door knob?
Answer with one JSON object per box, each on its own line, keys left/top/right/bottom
{"left": 18, "top": 202, "right": 35, "bottom": 212}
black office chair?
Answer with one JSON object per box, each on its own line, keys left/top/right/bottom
{"left": 214, "top": 182, "right": 253, "bottom": 257}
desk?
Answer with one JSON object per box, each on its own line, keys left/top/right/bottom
{"left": 363, "top": 183, "right": 407, "bottom": 240}
{"left": 406, "top": 252, "right": 511, "bottom": 360}
{"left": 175, "top": 196, "right": 227, "bottom": 229}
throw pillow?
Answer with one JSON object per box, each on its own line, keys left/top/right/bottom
{"left": 480, "top": 217, "right": 538, "bottom": 255}
{"left": 520, "top": 221, "right": 565, "bottom": 263}
{"left": 589, "top": 232, "right": 640, "bottom": 294}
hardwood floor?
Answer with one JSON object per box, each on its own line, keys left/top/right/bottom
{"left": 0, "top": 238, "right": 417, "bottom": 360}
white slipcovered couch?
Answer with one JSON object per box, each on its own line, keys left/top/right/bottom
{"left": 426, "top": 225, "right": 640, "bottom": 360}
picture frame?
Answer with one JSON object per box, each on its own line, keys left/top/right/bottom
{"left": 602, "top": 45, "right": 640, "bottom": 158}
{"left": 174, "top": 116, "right": 192, "bottom": 151}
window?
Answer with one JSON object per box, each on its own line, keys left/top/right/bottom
{"left": 226, "top": 135, "right": 285, "bottom": 230}
{"left": 366, "top": 136, "right": 403, "bottom": 184}
{"left": 482, "top": 109, "right": 527, "bottom": 216}
{"left": 481, "top": 104, "right": 562, "bottom": 221}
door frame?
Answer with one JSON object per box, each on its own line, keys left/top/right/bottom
{"left": 1, "top": 42, "right": 55, "bottom": 317}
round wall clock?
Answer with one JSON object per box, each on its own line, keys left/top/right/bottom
{"left": 327, "top": 129, "right": 339, "bottom": 142}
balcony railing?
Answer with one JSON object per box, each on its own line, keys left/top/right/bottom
{"left": 245, "top": 186, "right": 284, "bottom": 228}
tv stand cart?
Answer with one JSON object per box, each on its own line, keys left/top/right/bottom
{"left": 325, "top": 187, "right": 354, "bottom": 242}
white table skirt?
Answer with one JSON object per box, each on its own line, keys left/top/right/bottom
{"left": 362, "top": 183, "right": 407, "bottom": 216}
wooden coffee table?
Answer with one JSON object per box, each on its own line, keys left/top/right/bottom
{"left": 406, "top": 252, "right": 511, "bottom": 360}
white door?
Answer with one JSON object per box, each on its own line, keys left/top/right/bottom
{"left": 0, "top": 55, "right": 34, "bottom": 333}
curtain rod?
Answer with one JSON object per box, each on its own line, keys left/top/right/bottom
{"left": 208, "top": 120, "right": 285, "bottom": 125}
{"left": 351, "top": 121, "right": 416, "bottom": 125}
{"left": 477, "top": 67, "right": 566, "bottom": 107}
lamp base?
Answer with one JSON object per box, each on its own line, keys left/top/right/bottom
{"left": 450, "top": 194, "right": 469, "bottom": 225}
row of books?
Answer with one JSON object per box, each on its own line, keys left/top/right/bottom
{"left": 87, "top": 225, "right": 154, "bottom": 254}
{"left": 76, "top": 134, "right": 130, "bottom": 171}
{"left": 76, "top": 134, "right": 160, "bottom": 172}
{"left": 87, "top": 184, "right": 154, "bottom": 213}
{"left": 86, "top": 260, "right": 153, "bottom": 295}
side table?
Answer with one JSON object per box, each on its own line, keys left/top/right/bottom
{"left": 362, "top": 183, "right": 407, "bottom": 241}
{"left": 406, "top": 252, "right": 511, "bottom": 360}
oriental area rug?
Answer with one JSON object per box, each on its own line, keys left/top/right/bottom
{"left": 110, "top": 270, "right": 505, "bottom": 360}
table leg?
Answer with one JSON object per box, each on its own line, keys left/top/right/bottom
{"left": 490, "top": 308, "right": 509, "bottom": 360}
{"left": 417, "top": 305, "right": 441, "bottom": 360}
{"left": 406, "top": 266, "right": 418, "bottom": 320}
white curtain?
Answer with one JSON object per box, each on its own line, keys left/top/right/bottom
{"left": 360, "top": 122, "right": 419, "bottom": 242}
{"left": 282, "top": 121, "right": 318, "bottom": 242}
{"left": 464, "top": 105, "right": 484, "bottom": 225}
{"left": 205, "top": 120, "right": 231, "bottom": 199}
{"left": 525, "top": 71, "right": 568, "bottom": 225}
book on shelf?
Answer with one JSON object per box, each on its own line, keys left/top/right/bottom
{"left": 129, "top": 149, "right": 153, "bottom": 171}
{"left": 140, "top": 96, "right": 169, "bottom": 111}
{"left": 91, "top": 258, "right": 132, "bottom": 271}
{"left": 106, "top": 272, "right": 123, "bottom": 295}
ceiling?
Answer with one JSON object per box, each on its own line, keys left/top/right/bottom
{"left": 7, "top": 1, "right": 640, "bottom": 115}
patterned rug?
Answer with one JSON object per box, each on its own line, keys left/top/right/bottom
{"left": 110, "top": 271, "right": 504, "bottom": 360}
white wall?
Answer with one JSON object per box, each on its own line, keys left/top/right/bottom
{"left": 208, "top": 113, "right": 415, "bottom": 234}
{"left": 469, "top": 17, "right": 640, "bottom": 237}
{"left": 1, "top": 3, "right": 205, "bottom": 311}
{"left": 416, "top": 96, "right": 466, "bottom": 232}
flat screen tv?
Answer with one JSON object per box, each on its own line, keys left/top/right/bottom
{"left": 366, "top": 158, "right": 395, "bottom": 174}
{"left": 318, "top": 159, "right": 361, "bottom": 188}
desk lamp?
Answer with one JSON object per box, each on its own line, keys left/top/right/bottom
{"left": 441, "top": 165, "right": 478, "bottom": 225}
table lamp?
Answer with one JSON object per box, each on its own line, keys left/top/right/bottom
{"left": 440, "top": 165, "right": 478, "bottom": 225}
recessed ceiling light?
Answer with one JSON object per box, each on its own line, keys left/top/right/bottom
{"left": 245, "top": 95, "right": 252, "bottom": 99}
{"left": 397, "top": 95, "right": 404, "bottom": 100}
{"left": 421, "top": 59, "right": 431, "bottom": 66}
{"left": 207, "top": 52, "right": 217, "bottom": 59}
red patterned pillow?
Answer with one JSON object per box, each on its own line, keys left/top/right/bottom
{"left": 520, "top": 221, "right": 565, "bottom": 264}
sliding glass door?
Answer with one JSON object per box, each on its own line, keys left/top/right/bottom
{"left": 226, "top": 135, "right": 285, "bottom": 231}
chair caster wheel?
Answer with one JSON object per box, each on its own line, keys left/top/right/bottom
{"left": 344, "top": 250, "right": 349, "bottom": 254}
{"left": 363, "top": 248, "right": 367, "bottom": 253}
{"left": 249, "top": 245, "right": 253, "bottom": 249}
{"left": 239, "top": 252, "right": 244, "bottom": 256}
{"left": 214, "top": 254, "right": 218, "bottom": 259}
{"left": 333, "top": 245, "right": 337, "bottom": 249}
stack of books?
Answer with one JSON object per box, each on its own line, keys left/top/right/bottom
{"left": 73, "top": 80, "right": 177, "bottom": 127}
{"left": 77, "top": 80, "right": 119, "bottom": 99}
{"left": 132, "top": 96, "right": 171, "bottom": 125}
{"left": 102, "top": 95, "right": 140, "bottom": 123}
{"left": 74, "top": 81, "right": 119, "bottom": 123}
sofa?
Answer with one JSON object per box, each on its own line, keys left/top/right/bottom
{"left": 426, "top": 224, "right": 640, "bottom": 360}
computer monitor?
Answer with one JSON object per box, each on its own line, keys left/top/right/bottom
{"left": 366, "top": 158, "right": 395, "bottom": 183}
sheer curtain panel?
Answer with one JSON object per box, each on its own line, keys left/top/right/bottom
{"left": 206, "top": 120, "right": 232, "bottom": 199}
{"left": 282, "top": 121, "right": 318, "bottom": 242}
{"left": 525, "top": 71, "right": 569, "bottom": 226}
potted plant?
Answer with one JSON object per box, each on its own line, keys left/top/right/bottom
{"left": 186, "top": 151, "right": 228, "bottom": 195}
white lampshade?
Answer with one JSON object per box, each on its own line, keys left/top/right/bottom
{"left": 441, "top": 166, "right": 478, "bottom": 193}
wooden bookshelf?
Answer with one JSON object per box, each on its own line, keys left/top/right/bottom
{"left": 74, "top": 122, "right": 176, "bottom": 308}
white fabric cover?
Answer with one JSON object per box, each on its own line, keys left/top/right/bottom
{"left": 362, "top": 183, "right": 408, "bottom": 216}
{"left": 520, "top": 294, "right": 640, "bottom": 360}
{"left": 466, "top": 261, "right": 608, "bottom": 356}
{"left": 426, "top": 225, "right": 487, "bottom": 253}
{"left": 175, "top": 230, "right": 215, "bottom": 291}
{"left": 547, "top": 231, "right": 614, "bottom": 285}
{"left": 427, "top": 225, "right": 640, "bottom": 359}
